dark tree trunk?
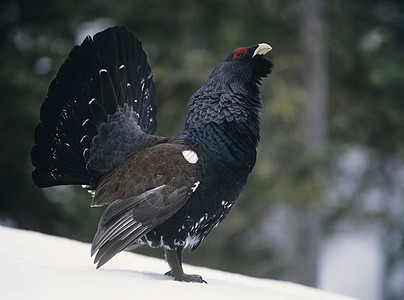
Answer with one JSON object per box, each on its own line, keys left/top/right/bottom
{"left": 290, "top": 0, "right": 328, "bottom": 287}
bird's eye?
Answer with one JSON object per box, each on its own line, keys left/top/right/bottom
{"left": 232, "top": 48, "right": 247, "bottom": 60}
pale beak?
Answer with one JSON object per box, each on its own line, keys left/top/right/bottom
{"left": 253, "top": 43, "right": 272, "bottom": 57}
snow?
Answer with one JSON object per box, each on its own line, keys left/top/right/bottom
{"left": 0, "top": 226, "right": 358, "bottom": 300}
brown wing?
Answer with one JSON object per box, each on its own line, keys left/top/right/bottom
{"left": 90, "top": 143, "right": 202, "bottom": 268}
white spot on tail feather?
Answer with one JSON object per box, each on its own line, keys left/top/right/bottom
{"left": 81, "top": 185, "right": 95, "bottom": 196}
{"left": 182, "top": 150, "right": 198, "bottom": 164}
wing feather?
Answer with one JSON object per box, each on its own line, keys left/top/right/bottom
{"left": 90, "top": 142, "right": 202, "bottom": 268}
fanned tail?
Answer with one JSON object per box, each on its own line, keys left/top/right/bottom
{"left": 31, "top": 26, "right": 158, "bottom": 189}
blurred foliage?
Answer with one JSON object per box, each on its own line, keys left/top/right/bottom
{"left": 0, "top": 0, "right": 403, "bottom": 298}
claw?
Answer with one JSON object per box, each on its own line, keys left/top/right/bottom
{"left": 165, "top": 270, "right": 207, "bottom": 283}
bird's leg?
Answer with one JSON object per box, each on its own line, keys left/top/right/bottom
{"left": 164, "top": 247, "right": 206, "bottom": 283}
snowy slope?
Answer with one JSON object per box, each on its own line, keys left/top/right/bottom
{"left": 0, "top": 226, "right": 357, "bottom": 300}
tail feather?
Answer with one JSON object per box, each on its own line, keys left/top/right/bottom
{"left": 31, "top": 145, "right": 89, "bottom": 187}
{"left": 31, "top": 26, "right": 158, "bottom": 189}
{"left": 88, "top": 99, "right": 108, "bottom": 123}
{"left": 99, "top": 69, "right": 119, "bottom": 114}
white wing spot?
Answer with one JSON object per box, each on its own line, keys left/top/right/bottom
{"left": 191, "top": 181, "right": 200, "bottom": 193}
{"left": 182, "top": 150, "right": 198, "bottom": 164}
{"left": 119, "top": 64, "right": 125, "bottom": 69}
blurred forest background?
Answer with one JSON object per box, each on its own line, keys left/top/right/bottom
{"left": 0, "top": 0, "right": 403, "bottom": 299}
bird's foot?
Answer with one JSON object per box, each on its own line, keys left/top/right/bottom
{"left": 165, "top": 270, "right": 207, "bottom": 283}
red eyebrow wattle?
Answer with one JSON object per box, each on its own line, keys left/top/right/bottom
{"left": 232, "top": 48, "right": 247, "bottom": 60}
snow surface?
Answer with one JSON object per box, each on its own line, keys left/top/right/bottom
{"left": 0, "top": 226, "right": 358, "bottom": 300}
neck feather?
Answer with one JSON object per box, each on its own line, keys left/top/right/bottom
{"left": 184, "top": 84, "right": 262, "bottom": 131}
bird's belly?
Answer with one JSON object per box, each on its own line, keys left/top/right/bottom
{"left": 139, "top": 171, "right": 248, "bottom": 250}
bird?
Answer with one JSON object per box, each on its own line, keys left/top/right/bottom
{"left": 31, "top": 26, "right": 273, "bottom": 283}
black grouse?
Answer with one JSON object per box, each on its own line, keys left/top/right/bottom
{"left": 31, "top": 26, "right": 273, "bottom": 283}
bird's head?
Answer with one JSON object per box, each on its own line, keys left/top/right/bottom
{"left": 185, "top": 43, "right": 273, "bottom": 130}
{"left": 217, "top": 43, "right": 273, "bottom": 89}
